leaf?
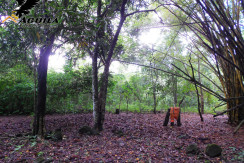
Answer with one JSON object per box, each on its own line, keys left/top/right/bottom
{"left": 30, "top": 141, "right": 37, "bottom": 147}
{"left": 14, "top": 145, "right": 24, "bottom": 151}
{"left": 37, "top": 151, "right": 44, "bottom": 157}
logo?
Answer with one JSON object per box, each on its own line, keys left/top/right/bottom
{"left": 14, "top": 0, "right": 40, "bottom": 18}
{"left": 2, "top": 0, "right": 58, "bottom": 24}
{"left": 2, "top": 11, "right": 19, "bottom": 23}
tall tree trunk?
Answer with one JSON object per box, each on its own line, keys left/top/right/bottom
{"left": 138, "top": 96, "right": 142, "bottom": 113}
{"left": 96, "top": 63, "right": 110, "bottom": 131}
{"left": 92, "top": 47, "right": 101, "bottom": 130}
{"left": 126, "top": 98, "right": 129, "bottom": 113}
{"left": 198, "top": 58, "right": 204, "bottom": 114}
{"left": 153, "top": 85, "right": 157, "bottom": 114}
{"left": 32, "top": 45, "right": 37, "bottom": 116}
{"left": 119, "top": 94, "right": 122, "bottom": 110}
{"left": 92, "top": 0, "right": 127, "bottom": 131}
{"left": 33, "top": 34, "right": 55, "bottom": 136}
{"left": 150, "top": 62, "right": 158, "bottom": 114}
{"left": 139, "top": 101, "right": 142, "bottom": 113}
{"left": 132, "top": 91, "right": 142, "bottom": 113}
{"left": 172, "top": 74, "right": 177, "bottom": 107}
{"left": 92, "top": 0, "right": 103, "bottom": 131}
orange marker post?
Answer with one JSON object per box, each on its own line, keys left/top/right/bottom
{"left": 170, "top": 107, "right": 180, "bottom": 125}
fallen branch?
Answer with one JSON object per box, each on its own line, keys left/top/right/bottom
{"left": 213, "top": 103, "right": 244, "bottom": 117}
{"left": 234, "top": 120, "right": 244, "bottom": 134}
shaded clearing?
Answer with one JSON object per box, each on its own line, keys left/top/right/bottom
{"left": 0, "top": 113, "right": 243, "bottom": 162}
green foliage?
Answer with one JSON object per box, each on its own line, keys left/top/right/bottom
{"left": 30, "top": 141, "right": 37, "bottom": 148}
{"left": 0, "top": 63, "right": 94, "bottom": 115}
{"left": 231, "top": 149, "right": 244, "bottom": 161}
{"left": 105, "top": 70, "right": 221, "bottom": 114}
{"left": 0, "top": 64, "right": 34, "bottom": 115}
{"left": 37, "top": 151, "right": 44, "bottom": 157}
{"left": 46, "top": 64, "right": 93, "bottom": 113}
{"left": 0, "top": 0, "right": 227, "bottom": 117}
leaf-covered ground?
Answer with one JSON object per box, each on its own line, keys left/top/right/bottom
{"left": 0, "top": 113, "right": 243, "bottom": 162}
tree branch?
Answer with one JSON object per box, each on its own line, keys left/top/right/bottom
{"left": 125, "top": 4, "right": 164, "bottom": 17}
{"left": 213, "top": 103, "right": 244, "bottom": 117}
{"left": 189, "top": 54, "right": 204, "bottom": 121}
{"left": 179, "top": 96, "right": 185, "bottom": 107}
{"left": 115, "top": 59, "right": 224, "bottom": 100}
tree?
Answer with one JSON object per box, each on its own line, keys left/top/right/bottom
{"left": 0, "top": 1, "right": 39, "bottom": 116}
{"left": 82, "top": 0, "right": 161, "bottom": 131}
{"left": 33, "top": 31, "right": 57, "bottom": 136}
{"left": 167, "top": 0, "right": 244, "bottom": 123}
{"left": 129, "top": 74, "right": 146, "bottom": 113}
{"left": 149, "top": 61, "right": 159, "bottom": 114}
{"left": 109, "top": 74, "right": 126, "bottom": 112}
{"left": 31, "top": 0, "right": 91, "bottom": 135}
{"left": 121, "top": 81, "right": 133, "bottom": 113}
{"left": 2, "top": 0, "right": 86, "bottom": 136}
{"left": 31, "top": 0, "right": 63, "bottom": 136}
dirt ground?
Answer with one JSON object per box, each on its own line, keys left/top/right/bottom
{"left": 0, "top": 113, "right": 243, "bottom": 162}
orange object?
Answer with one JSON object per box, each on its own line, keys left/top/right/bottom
{"left": 170, "top": 107, "right": 180, "bottom": 123}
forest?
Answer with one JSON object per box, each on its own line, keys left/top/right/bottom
{"left": 0, "top": 0, "right": 244, "bottom": 162}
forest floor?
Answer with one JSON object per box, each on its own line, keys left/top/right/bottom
{"left": 0, "top": 113, "right": 243, "bottom": 163}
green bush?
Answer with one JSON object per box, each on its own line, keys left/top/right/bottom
{"left": 0, "top": 65, "right": 34, "bottom": 115}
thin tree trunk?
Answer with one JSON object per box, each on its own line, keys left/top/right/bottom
{"left": 119, "top": 94, "right": 122, "bottom": 110}
{"left": 133, "top": 92, "right": 142, "bottom": 113}
{"left": 153, "top": 85, "right": 157, "bottom": 114}
{"left": 172, "top": 74, "right": 177, "bottom": 107}
{"left": 138, "top": 97, "right": 142, "bottom": 113}
{"left": 32, "top": 45, "right": 37, "bottom": 117}
{"left": 189, "top": 56, "right": 204, "bottom": 122}
{"left": 139, "top": 101, "right": 142, "bottom": 113}
{"left": 198, "top": 58, "right": 204, "bottom": 114}
{"left": 150, "top": 62, "right": 158, "bottom": 114}
{"left": 126, "top": 98, "right": 129, "bottom": 113}
{"left": 195, "top": 81, "right": 204, "bottom": 121}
